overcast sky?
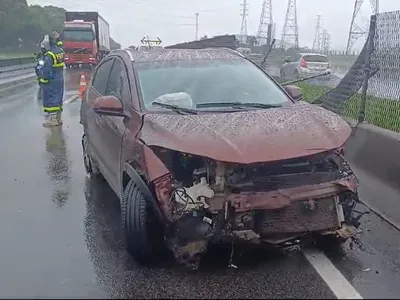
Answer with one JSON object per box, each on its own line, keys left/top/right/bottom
{"left": 28, "top": 0, "right": 399, "bottom": 50}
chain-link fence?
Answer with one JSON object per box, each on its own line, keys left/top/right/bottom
{"left": 299, "top": 11, "right": 400, "bottom": 132}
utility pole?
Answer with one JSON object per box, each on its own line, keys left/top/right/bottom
{"left": 312, "top": 15, "right": 322, "bottom": 52}
{"left": 256, "top": 0, "right": 273, "bottom": 45}
{"left": 346, "top": 0, "right": 379, "bottom": 54}
{"left": 272, "top": 22, "right": 276, "bottom": 40}
{"left": 195, "top": 12, "right": 199, "bottom": 40}
{"left": 281, "top": 0, "right": 299, "bottom": 49}
{"left": 240, "top": 0, "right": 249, "bottom": 44}
{"left": 321, "top": 29, "right": 331, "bottom": 54}
{"left": 370, "top": 0, "right": 379, "bottom": 15}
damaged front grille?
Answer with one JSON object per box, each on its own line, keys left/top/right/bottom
{"left": 255, "top": 196, "right": 341, "bottom": 235}
{"left": 64, "top": 48, "right": 92, "bottom": 54}
{"left": 226, "top": 152, "right": 341, "bottom": 192}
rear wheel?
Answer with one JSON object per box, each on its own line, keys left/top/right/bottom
{"left": 82, "top": 134, "right": 102, "bottom": 177}
{"left": 280, "top": 68, "right": 285, "bottom": 78}
{"left": 121, "top": 179, "right": 167, "bottom": 265}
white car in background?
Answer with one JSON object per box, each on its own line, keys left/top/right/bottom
{"left": 237, "top": 47, "right": 252, "bottom": 56}
{"left": 280, "top": 53, "right": 331, "bottom": 78}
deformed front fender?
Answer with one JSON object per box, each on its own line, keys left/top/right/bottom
{"left": 123, "top": 163, "right": 168, "bottom": 224}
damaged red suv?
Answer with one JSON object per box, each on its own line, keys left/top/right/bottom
{"left": 80, "top": 48, "right": 363, "bottom": 269}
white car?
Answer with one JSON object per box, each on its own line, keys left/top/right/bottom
{"left": 280, "top": 53, "right": 331, "bottom": 78}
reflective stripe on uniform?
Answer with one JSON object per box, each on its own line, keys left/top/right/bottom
{"left": 43, "top": 106, "right": 62, "bottom": 112}
{"left": 45, "top": 51, "right": 65, "bottom": 68}
{"left": 39, "top": 78, "right": 49, "bottom": 84}
{"left": 56, "top": 41, "right": 63, "bottom": 46}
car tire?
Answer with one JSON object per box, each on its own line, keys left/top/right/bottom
{"left": 121, "top": 179, "right": 167, "bottom": 265}
{"left": 82, "top": 134, "right": 102, "bottom": 177}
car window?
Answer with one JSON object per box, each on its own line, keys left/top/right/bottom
{"left": 303, "top": 55, "right": 329, "bottom": 62}
{"left": 92, "top": 59, "right": 114, "bottom": 95}
{"left": 290, "top": 54, "right": 301, "bottom": 61}
{"left": 135, "top": 59, "right": 291, "bottom": 111}
{"left": 105, "top": 59, "right": 130, "bottom": 102}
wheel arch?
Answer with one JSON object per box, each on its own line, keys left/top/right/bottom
{"left": 122, "top": 162, "right": 166, "bottom": 224}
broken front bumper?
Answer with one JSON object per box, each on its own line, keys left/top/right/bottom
{"left": 160, "top": 176, "right": 362, "bottom": 269}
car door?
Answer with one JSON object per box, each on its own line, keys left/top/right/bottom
{"left": 85, "top": 57, "right": 114, "bottom": 177}
{"left": 100, "top": 58, "right": 131, "bottom": 194}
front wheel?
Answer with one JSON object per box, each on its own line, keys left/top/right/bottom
{"left": 121, "top": 180, "right": 167, "bottom": 265}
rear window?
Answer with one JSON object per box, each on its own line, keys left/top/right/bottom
{"left": 303, "top": 55, "right": 329, "bottom": 62}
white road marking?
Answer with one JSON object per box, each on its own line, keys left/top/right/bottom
{"left": 303, "top": 249, "right": 363, "bottom": 299}
{"left": 63, "top": 94, "right": 79, "bottom": 105}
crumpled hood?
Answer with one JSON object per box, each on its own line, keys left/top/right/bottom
{"left": 139, "top": 102, "right": 351, "bottom": 164}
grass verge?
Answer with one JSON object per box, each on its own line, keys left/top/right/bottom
{"left": 296, "top": 82, "right": 400, "bottom": 132}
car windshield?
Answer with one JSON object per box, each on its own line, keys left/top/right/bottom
{"left": 134, "top": 59, "right": 291, "bottom": 112}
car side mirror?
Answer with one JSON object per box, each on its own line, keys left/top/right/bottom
{"left": 93, "top": 95, "right": 128, "bottom": 117}
{"left": 283, "top": 58, "right": 290, "bottom": 63}
{"left": 284, "top": 85, "right": 303, "bottom": 101}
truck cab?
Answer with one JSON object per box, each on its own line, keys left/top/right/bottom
{"left": 62, "top": 21, "right": 98, "bottom": 68}
{"left": 62, "top": 11, "right": 111, "bottom": 69}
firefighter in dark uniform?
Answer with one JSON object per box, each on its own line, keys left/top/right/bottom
{"left": 36, "top": 34, "right": 65, "bottom": 127}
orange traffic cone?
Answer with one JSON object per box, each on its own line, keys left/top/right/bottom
{"left": 78, "top": 73, "right": 87, "bottom": 98}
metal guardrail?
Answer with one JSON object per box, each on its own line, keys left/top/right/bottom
{"left": 0, "top": 63, "right": 36, "bottom": 74}
{"left": 0, "top": 57, "right": 35, "bottom": 68}
{"left": 0, "top": 58, "right": 36, "bottom": 86}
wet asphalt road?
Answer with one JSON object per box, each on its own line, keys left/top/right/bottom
{"left": 0, "top": 70, "right": 400, "bottom": 299}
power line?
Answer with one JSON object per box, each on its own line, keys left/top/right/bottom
{"left": 281, "top": 0, "right": 299, "bottom": 49}
{"left": 346, "top": 0, "right": 379, "bottom": 54}
{"left": 256, "top": 0, "right": 273, "bottom": 45}
{"left": 239, "top": 0, "right": 249, "bottom": 44}
{"left": 195, "top": 13, "right": 199, "bottom": 40}
{"left": 321, "top": 29, "right": 331, "bottom": 54}
{"left": 312, "top": 15, "right": 322, "bottom": 52}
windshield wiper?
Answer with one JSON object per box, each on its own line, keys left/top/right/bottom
{"left": 152, "top": 101, "right": 198, "bottom": 114}
{"left": 196, "top": 102, "right": 281, "bottom": 109}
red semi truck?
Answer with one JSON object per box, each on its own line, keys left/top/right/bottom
{"left": 62, "top": 11, "right": 111, "bottom": 68}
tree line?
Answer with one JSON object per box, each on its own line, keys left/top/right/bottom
{"left": 0, "top": 0, "right": 121, "bottom": 53}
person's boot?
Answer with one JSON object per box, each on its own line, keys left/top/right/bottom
{"left": 56, "top": 111, "right": 63, "bottom": 125}
{"left": 42, "top": 113, "right": 51, "bottom": 127}
{"left": 42, "top": 113, "right": 59, "bottom": 127}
